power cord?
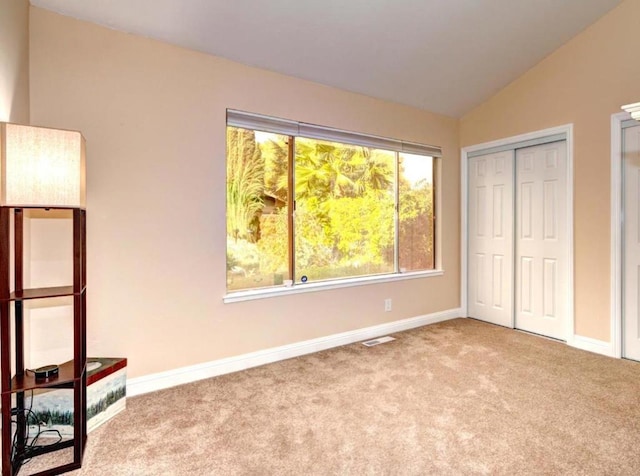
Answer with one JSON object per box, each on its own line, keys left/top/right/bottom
{"left": 10, "top": 388, "right": 64, "bottom": 465}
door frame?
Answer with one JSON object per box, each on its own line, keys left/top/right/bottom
{"left": 461, "top": 124, "right": 574, "bottom": 341}
{"left": 611, "top": 111, "right": 637, "bottom": 359}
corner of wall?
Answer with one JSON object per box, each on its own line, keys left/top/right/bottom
{"left": 0, "top": 0, "right": 30, "bottom": 124}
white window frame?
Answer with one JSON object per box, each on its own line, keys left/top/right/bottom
{"left": 224, "top": 110, "right": 444, "bottom": 303}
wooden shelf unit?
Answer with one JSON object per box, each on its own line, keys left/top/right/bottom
{"left": 0, "top": 207, "right": 87, "bottom": 476}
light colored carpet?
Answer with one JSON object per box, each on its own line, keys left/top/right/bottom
{"left": 20, "top": 318, "right": 640, "bottom": 475}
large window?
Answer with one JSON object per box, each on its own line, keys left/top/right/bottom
{"left": 226, "top": 110, "right": 440, "bottom": 293}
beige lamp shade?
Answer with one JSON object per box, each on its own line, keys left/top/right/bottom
{"left": 0, "top": 123, "right": 86, "bottom": 208}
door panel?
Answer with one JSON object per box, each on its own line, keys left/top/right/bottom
{"left": 468, "top": 151, "right": 514, "bottom": 327}
{"left": 515, "top": 142, "right": 568, "bottom": 340}
{"left": 624, "top": 124, "right": 640, "bottom": 360}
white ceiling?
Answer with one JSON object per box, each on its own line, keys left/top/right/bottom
{"left": 30, "top": 0, "right": 622, "bottom": 118}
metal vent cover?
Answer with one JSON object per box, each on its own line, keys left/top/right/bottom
{"left": 362, "top": 336, "right": 396, "bottom": 347}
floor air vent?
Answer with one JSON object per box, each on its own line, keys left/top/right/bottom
{"left": 362, "top": 336, "right": 396, "bottom": 347}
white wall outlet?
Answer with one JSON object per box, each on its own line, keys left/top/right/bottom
{"left": 384, "top": 298, "right": 392, "bottom": 312}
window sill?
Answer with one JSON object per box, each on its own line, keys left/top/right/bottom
{"left": 223, "top": 269, "right": 444, "bottom": 303}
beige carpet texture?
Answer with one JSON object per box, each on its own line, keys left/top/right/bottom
{"left": 20, "top": 318, "right": 640, "bottom": 475}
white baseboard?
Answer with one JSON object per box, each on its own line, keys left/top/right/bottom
{"left": 127, "top": 308, "right": 463, "bottom": 397}
{"left": 569, "top": 334, "right": 615, "bottom": 358}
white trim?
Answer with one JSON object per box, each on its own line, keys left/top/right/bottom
{"left": 462, "top": 124, "right": 572, "bottom": 155}
{"left": 224, "top": 269, "right": 444, "bottom": 303}
{"left": 127, "top": 308, "right": 463, "bottom": 396}
{"left": 611, "top": 112, "right": 627, "bottom": 359}
{"left": 466, "top": 133, "right": 566, "bottom": 159}
{"left": 461, "top": 124, "right": 575, "bottom": 342}
{"left": 566, "top": 126, "right": 576, "bottom": 344}
{"left": 569, "top": 334, "right": 616, "bottom": 358}
{"left": 461, "top": 148, "right": 468, "bottom": 318}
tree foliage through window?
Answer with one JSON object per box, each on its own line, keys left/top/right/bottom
{"left": 226, "top": 126, "right": 435, "bottom": 291}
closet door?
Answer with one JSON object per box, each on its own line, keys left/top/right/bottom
{"left": 468, "top": 151, "right": 514, "bottom": 327}
{"left": 515, "top": 141, "right": 568, "bottom": 340}
{"left": 624, "top": 124, "right": 640, "bottom": 360}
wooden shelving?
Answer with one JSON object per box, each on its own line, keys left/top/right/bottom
{"left": 4, "top": 286, "right": 84, "bottom": 302}
{"left": 0, "top": 207, "right": 87, "bottom": 476}
{"left": 10, "top": 360, "right": 83, "bottom": 393}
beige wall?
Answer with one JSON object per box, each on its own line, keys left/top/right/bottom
{"left": 28, "top": 8, "right": 460, "bottom": 378}
{"left": 0, "top": 0, "right": 29, "bottom": 123}
{"left": 461, "top": 0, "right": 640, "bottom": 341}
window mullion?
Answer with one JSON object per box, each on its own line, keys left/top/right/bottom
{"left": 431, "top": 160, "right": 436, "bottom": 270}
{"left": 287, "top": 136, "right": 295, "bottom": 282}
{"left": 394, "top": 151, "right": 400, "bottom": 273}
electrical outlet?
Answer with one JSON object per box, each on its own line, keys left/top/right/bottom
{"left": 384, "top": 298, "right": 392, "bottom": 312}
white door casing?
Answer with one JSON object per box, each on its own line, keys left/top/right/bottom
{"left": 467, "top": 151, "right": 514, "bottom": 328}
{"left": 463, "top": 125, "right": 573, "bottom": 344}
{"left": 623, "top": 124, "right": 640, "bottom": 360}
{"left": 515, "top": 142, "right": 568, "bottom": 340}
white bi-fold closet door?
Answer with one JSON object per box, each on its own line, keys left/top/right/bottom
{"left": 468, "top": 141, "right": 569, "bottom": 340}
{"left": 623, "top": 123, "right": 640, "bottom": 361}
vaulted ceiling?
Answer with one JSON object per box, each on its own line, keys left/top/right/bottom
{"left": 30, "top": 0, "right": 622, "bottom": 117}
